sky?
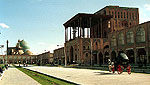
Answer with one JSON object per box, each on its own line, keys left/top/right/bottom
{"left": 0, "top": 0, "right": 150, "bottom": 55}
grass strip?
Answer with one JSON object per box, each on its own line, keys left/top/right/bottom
{"left": 15, "top": 66, "right": 76, "bottom": 85}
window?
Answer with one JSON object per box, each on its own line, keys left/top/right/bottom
{"left": 127, "top": 30, "right": 134, "bottom": 44}
{"left": 112, "top": 11, "right": 114, "bottom": 18}
{"left": 118, "top": 33, "right": 124, "bottom": 45}
{"left": 83, "top": 42, "right": 90, "bottom": 50}
{"left": 103, "top": 10, "right": 106, "bottom": 14}
{"left": 118, "top": 12, "right": 120, "bottom": 18}
{"left": 132, "top": 13, "right": 134, "bottom": 20}
{"left": 130, "top": 13, "right": 131, "bottom": 19}
{"left": 86, "top": 53, "right": 88, "bottom": 57}
{"left": 109, "top": 11, "right": 111, "bottom": 15}
{"left": 115, "top": 11, "right": 117, "bottom": 18}
{"left": 96, "top": 42, "right": 97, "bottom": 45}
{"left": 118, "top": 22, "right": 120, "bottom": 27}
{"left": 124, "top": 12, "right": 126, "bottom": 18}
{"left": 83, "top": 46, "right": 86, "bottom": 50}
{"left": 108, "top": 21, "right": 111, "bottom": 28}
{"left": 111, "top": 35, "right": 116, "bottom": 47}
{"left": 136, "top": 27, "right": 145, "bottom": 42}
{"left": 121, "top": 12, "right": 123, "bottom": 18}
{"left": 127, "top": 12, "right": 128, "bottom": 19}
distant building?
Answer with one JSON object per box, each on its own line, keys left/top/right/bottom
{"left": 37, "top": 51, "right": 54, "bottom": 65}
{"left": 1, "top": 40, "right": 35, "bottom": 64}
{"left": 53, "top": 47, "right": 65, "bottom": 65}
{"left": 7, "top": 40, "right": 33, "bottom": 55}
{"left": 0, "top": 55, "right": 36, "bottom": 64}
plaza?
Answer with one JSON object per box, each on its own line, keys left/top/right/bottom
{"left": 0, "top": 65, "right": 150, "bottom": 85}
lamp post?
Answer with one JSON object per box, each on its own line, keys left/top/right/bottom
{"left": 91, "top": 39, "right": 93, "bottom": 66}
{"left": 6, "top": 40, "right": 8, "bottom": 64}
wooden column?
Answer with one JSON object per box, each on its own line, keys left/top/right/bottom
{"left": 73, "top": 21, "right": 76, "bottom": 39}
{"left": 70, "top": 27, "right": 71, "bottom": 40}
{"left": 146, "top": 48, "right": 149, "bottom": 63}
{"left": 100, "top": 18, "right": 103, "bottom": 38}
{"left": 83, "top": 28, "right": 85, "bottom": 38}
{"left": 134, "top": 48, "right": 137, "bottom": 64}
{"left": 98, "top": 19, "right": 100, "bottom": 38}
{"left": 66, "top": 28, "right": 68, "bottom": 41}
{"left": 78, "top": 19, "right": 80, "bottom": 38}
{"left": 89, "top": 17, "right": 92, "bottom": 38}
{"left": 80, "top": 17, "right": 82, "bottom": 38}
{"left": 65, "top": 27, "right": 67, "bottom": 42}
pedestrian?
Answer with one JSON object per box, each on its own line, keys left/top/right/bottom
{"left": 108, "top": 59, "right": 111, "bottom": 72}
{"left": 5, "top": 64, "right": 8, "bottom": 70}
{"left": 0, "top": 67, "right": 3, "bottom": 73}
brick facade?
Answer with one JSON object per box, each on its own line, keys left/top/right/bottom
{"left": 61, "top": 6, "right": 149, "bottom": 66}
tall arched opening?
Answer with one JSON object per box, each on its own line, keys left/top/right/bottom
{"left": 70, "top": 46, "right": 74, "bottom": 64}
{"left": 137, "top": 48, "right": 146, "bottom": 64}
{"left": 98, "top": 52, "right": 103, "bottom": 66}
{"left": 93, "top": 53, "right": 97, "bottom": 64}
{"left": 126, "top": 49, "right": 134, "bottom": 63}
{"left": 104, "top": 52, "right": 109, "bottom": 64}
{"left": 111, "top": 51, "right": 116, "bottom": 62}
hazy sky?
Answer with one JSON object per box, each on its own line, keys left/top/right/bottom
{"left": 0, "top": 0, "right": 150, "bottom": 54}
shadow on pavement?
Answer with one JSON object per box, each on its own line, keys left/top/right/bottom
{"left": 94, "top": 72, "right": 117, "bottom": 75}
{"left": 8, "top": 66, "right": 16, "bottom": 68}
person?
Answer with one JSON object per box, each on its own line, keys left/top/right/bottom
{"left": 19, "top": 61, "right": 21, "bottom": 66}
{"left": 111, "top": 62, "right": 115, "bottom": 73}
{"left": 23, "top": 63, "right": 26, "bottom": 67}
{"left": 0, "top": 67, "right": 3, "bottom": 73}
{"left": 108, "top": 59, "right": 112, "bottom": 72}
{"left": 5, "top": 64, "right": 8, "bottom": 70}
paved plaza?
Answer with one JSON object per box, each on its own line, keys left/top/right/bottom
{"left": 0, "top": 65, "right": 40, "bottom": 85}
{"left": 25, "top": 66, "right": 150, "bottom": 85}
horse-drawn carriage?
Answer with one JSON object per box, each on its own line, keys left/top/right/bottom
{"left": 109, "top": 52, "right": 131, "bottom": 74}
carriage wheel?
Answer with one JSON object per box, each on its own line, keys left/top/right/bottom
{"left": 127, "top": 65, "right": 131, "bottom": 75}
{"left": 117, "top": 65, "right": 123, "bottom": 74}
{"left": 112, "top": 67, "right": 115, "bottom": 73}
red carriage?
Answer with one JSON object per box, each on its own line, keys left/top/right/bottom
{"left": 109, "top": 52, "right": 131, "bottom": 74}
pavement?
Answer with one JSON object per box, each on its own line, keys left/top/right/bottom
{"left": 0, "top": 65, "right": 40, "bottom": 85}
{"left": 24, "top": 66, "right": 150, "bottom": 85}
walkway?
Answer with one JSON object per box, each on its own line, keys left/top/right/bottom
{"left": 0, "top": 65, "right": 40, "bottom": 85}
{"left": 25, "top": 66, "right": 150, "bottom": 85}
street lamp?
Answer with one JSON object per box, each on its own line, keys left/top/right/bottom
{"left": 91, "top": 39, "right": 93, "bottom": 66}
{"left": 6, "top": 40, "right": 8, "bottom": 64}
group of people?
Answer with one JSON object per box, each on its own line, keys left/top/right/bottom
{"left": 0, "top": 64, "right": 8, "bottom": 76}
{"left": 23, "top": 63, "right": 28, "bottom": 67}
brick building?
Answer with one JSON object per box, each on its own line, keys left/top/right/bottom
{"left": 95, "top": 6, "right": 139, "bottom": 31}
{"left": 36, "top": 51, "right": 54, "bottom": 65}
{"left": 64, "top": 13, "right": 112, "bottom": 66}
{"left": 61, "top": 5, "right": 149, "bottom": 66}
{"left": 0, "top": 55, "right": 36, "bottom": 64}
{"left": 108, "top": 21, "right": 150, "bottom": 64}
{"left": 53, "top": 47, "right": 65, "bottom": 65}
